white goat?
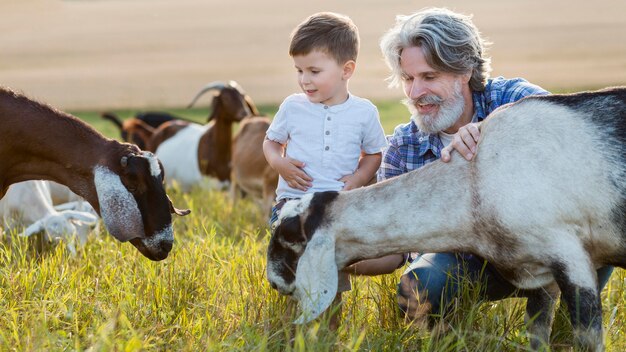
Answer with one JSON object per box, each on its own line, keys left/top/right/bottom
{"left": 267, "top": 88, "right": 626, "bottom": 352}
{"left": 0, "top": 181, "right": 98, "bottom": 255}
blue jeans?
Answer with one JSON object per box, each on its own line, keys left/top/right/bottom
{"left": 397, "top": 252, "right": 614, "bottom": 322}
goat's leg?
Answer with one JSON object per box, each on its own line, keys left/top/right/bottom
{"left": 551, "top": 261, "right": 603, "bottom": 352}
{"left": 525, "top": 284, "right": 558, "bottom": 351}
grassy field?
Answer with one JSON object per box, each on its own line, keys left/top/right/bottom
{"left": 1, "top": 104, "right": 625, "bottom": 351}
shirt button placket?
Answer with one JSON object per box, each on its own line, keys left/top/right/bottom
{"left": 323, "top": 108, "right": 331, "bottom": 166}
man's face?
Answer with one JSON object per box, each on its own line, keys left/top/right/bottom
{"left": 293, "top": 50, "right": 352, "bottom": 107}
{"left": 399, "top": 46, "right": 467, "bottom": 134}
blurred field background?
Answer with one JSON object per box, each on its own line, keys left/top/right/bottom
{"left": 2, "top": 0, "right": 626, "bottom": 351}
{"left": 2, "top": 0, "right": 626, "bottom": 112}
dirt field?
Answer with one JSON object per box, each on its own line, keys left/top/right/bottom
{"left": 2, "top": 0, "right": 625, "bottom": 110}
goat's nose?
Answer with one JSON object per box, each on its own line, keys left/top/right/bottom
{"left": 270, "top": 282, "right": 277, "bottom": 290}
{"left": 160, "top": 240, "right": 173, "bottom": 253}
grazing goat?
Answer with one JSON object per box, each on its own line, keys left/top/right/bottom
{"left": 0, "top": 181, "right": 98, "bottom": 255}
{"left": 0, "top": 86, "right": 190, "bottom": 261}
{"left": 231, "top": 116, "right": 278, "bottom": 215}
{"left": 267, "top": 88, "right": 626, "bottom": 352}
{"left": 151, "top": 81, "right": 257, "bottom": 190}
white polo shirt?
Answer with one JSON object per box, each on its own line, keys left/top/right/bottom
{"left": 266, "top": 93, "right": 387, "bottom": 200}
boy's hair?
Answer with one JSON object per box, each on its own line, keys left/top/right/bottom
{"left": 380, "top": 7, "right": 492, "bottom": 91}
{"left": 289, "top": 12, "right": 359, "bottom": 64}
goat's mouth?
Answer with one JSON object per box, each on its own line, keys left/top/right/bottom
{"left": 129, "top": 237, "right": 172, "bottom": 261}
{"left": 127, "top": 227, "right": 174, "bottom": 261}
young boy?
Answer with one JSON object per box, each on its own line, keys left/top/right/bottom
{"left": 263, "top": 12, "right": 389, "bottom": 328}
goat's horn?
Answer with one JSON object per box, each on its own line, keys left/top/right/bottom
{"left": 187, "top": 81, "right": 227, "bottom": 108}
{"left": 228, "top": 80, "right": 246, "bottom": 94}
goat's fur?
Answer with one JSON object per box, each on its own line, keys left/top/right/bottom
{"left": 101, "top": 111, "right": 189, "bottom": 150}
{"left": 151, "top": 81, "right": 256, "bottom": 191}
{"left": 0, "top": 86, "right": 190, "bottom": 261}
{"left": 231, "top": 117, "right": 278, "bottom": 215}
{"left": 267, "top": 87, "right": 626, "bottom": 351}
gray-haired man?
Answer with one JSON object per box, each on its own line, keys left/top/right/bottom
{"left": 375, "top": 7, "right": 613, "bottom": 324}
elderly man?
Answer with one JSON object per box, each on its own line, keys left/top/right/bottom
{"left": 371, "top": 7, "right": 614, "bottom": 324}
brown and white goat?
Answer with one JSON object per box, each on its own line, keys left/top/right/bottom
{"left": 100, "top": 111, "right": 195, "bottom": 151}
{"left": 231, "top": 116, "right": 278, "bottom": 215}
{"left": 150, "top": 81, "right": 257, "bottom": 191}
{"left": 0, "top": 86, "right": 190, "bottom": 261}
{"left": 267, "top": 88, "right": 626, "bottom": 351}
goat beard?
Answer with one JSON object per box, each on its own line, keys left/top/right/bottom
{"left": 404, "top": 80, "right": 465, "bottom": 134}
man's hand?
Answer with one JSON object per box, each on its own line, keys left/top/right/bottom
{"left": 274, "top": 157, "right": 312, "bottom": 191}
{"left": 441, "top": 122, "right": 481, "bottom": 162}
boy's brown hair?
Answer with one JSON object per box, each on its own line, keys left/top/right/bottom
{"left": 289, "top": 12, "right": 359, "bottom": 64}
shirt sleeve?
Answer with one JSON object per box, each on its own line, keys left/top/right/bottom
{"left": 266, "top": 99, "right": 290, "bottom": 144}
{"left": 377, "top": 142, "right": 406, "bottom": 181}
{"left": 361, "top": 106, "right": 388, "bottom": 155}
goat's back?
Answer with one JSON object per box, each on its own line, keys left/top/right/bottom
{"left": 473, "top": 88, "right": 626, "bottom": 264}
{"left": 148, "top": 120, "right": 191, "bottom": 152}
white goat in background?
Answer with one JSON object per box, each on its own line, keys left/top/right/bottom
{"left": 267, "top": 88, "right": 626, "bottom": 352}
{"left": 1, "top": 180, "right": 98, "bottom": 255}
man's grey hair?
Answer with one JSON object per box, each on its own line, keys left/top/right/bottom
{"left": 380, "top": 8, "right": 491, "bottom": 91}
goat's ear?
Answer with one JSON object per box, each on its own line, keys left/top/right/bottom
{"left": 18, "top": 220, "right": 45, "bottom": 237}
{"left": 61, "top": 210, "right": 98, "bottom": 225}
{"left": 168, "top": 195, "right": 191, "bottom": 216}
{"left": 293, "top": 233, "right": 338, "bottom": 324}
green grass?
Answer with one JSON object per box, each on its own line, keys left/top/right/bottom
{"left": 1, "top": 101, "right": 624, "bottom": 351}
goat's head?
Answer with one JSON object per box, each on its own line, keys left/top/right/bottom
{"left": 187, "top": 81, "right": 254, "bottom": 123}
{"left": 94, "top": 150, "right": 190, "bottom": 261}
{"left": 266, "top": 191, "right": 340, "bottom": 324}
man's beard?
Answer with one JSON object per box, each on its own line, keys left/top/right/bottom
{"left": 404, "top": 80, "right": 465, "bottom": 134}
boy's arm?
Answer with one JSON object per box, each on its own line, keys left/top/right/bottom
{"left": 263, "top": 138, "right": 312, "bottom": 191}
{"left": 339, "top": 152, "right": 382, "bottom": 191}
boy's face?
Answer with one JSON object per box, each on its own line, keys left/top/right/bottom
{"left": 293, "top": 50, "right": 354, "bottom": 106}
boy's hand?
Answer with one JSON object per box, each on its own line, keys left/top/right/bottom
{"left": 441, "top": 122, "right": 481, "bottom": 162}
{"left": 339, "top": 174, "right": 362, "bottom": 191}
{"left": 275, "top": 157, "right": 312, "bottom": 191}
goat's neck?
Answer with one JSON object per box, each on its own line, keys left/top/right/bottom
{"left": 332, "top": 157, "right": 475, "bottom": 268}
{"left": 198, "top": 115, "right": 233, "bottom": 180}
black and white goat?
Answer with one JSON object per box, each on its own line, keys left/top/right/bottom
{"left": 267, "top": 87, "right": 626, "bottom": 351}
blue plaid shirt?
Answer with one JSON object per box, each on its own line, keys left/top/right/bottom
{"left": 378, "top": 77, "right": 549, "bottom": 180}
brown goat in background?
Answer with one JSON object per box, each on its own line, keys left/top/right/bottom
{"left": 231, "top": 116, "right": 278, "bottom": 216}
